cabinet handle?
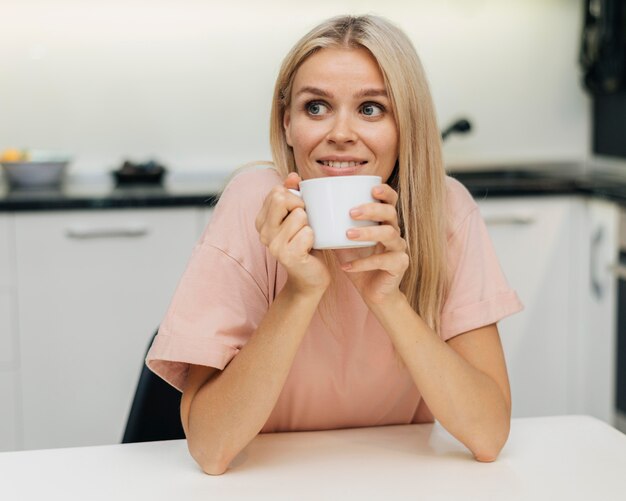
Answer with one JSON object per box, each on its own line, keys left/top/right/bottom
{"left": 590, "top": 226, "right": 604, "bottom": 299}
{"left": 65, "top": 225, "right": 150, "bottom": 239}
{"left": 483, "top": 215, "right": 535, "bottom": 226}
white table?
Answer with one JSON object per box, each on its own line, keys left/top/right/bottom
{"left": 1, "top": 415, "right": 625, "bottom": 500}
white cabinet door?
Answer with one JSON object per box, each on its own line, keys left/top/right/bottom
{"left": 575, "top": 199, "right": 618, "bottom": 423}
{"left": 478, "top": 196, "right": 581, "bottom": 418}
{"left": 15, "top": 208, "right": 199, "bottom": 450}
{"left": 0, "top": 215, "right": 12, "bottom": 288}
{"left": 0, "top": 215, "right": 18, "bottom": 451}
{"left": 0, "top": 370, "right": 18, "bottom": 451}
{"left": 0, "top": 215, "right": 16, "bottom": 367}
{"left": 0, "top": 291, "right": 16, "bottom": 366}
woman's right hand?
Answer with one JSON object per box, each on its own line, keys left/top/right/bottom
{"left": 255, "top": 172, "right": 330, "bottom": 295}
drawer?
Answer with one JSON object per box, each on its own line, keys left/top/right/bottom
{"left": 0, "top": 215, "right": 13, "bottom": 288}
{"left": 0, "top": 370, "right": 19, "bottom": 451}
{"left": 0, "top": 291, "right": 16, "bottom": 366}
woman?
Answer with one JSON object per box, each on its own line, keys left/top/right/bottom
{"left": 146, "top": 14, "right": 523, "bottom": 475}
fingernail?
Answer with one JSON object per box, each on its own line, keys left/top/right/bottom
{"left": 341, "top": 262, "right": 352, "bottom": 271}
{"left": 350, "top": 208, "right": 362, "bottom": 217}
{"left": 374, "top": 186, "right": 383, "bottom": 195}
{"left": 346, "top": 229, "right": 360, "bottom": 238}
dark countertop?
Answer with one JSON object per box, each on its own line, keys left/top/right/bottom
{"left": 0, "top": 174, "right": 223, "bottom": 212}
{"left": 1, "top": 167, "right": 626, "bottom": 212}
{"left": 449, "top": 168, "right": 626, "bottom": 204}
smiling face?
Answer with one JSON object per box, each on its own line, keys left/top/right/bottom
{"left": 283, "top": 47, "right": 399, "bottom": 181}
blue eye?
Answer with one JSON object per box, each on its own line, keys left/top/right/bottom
{"left": 306, "top": 101, "right": 329, "bottom": 116}
{"left": 361, "top": 103, "right": 384, "bottom": 117}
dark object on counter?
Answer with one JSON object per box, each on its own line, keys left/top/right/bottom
{"left": 580, "top": 0, "right": 626, "bottom": 95}
{"left": 123, "top": 329, "right": 185, "bottom": 443}
{"left": 441, "top": 118, "right": 472, "bottom": 141}
{"left": 113, "top": 160, "right": 167, "bottom": 186}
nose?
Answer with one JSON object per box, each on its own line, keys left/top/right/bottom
{"left": 326, "top": 111, "right": 357, "bottom": 145}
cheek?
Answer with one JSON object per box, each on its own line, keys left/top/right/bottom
{"left": 290, "top": 119, "right": 325, "bottom": 153}
{"left": 364, "top": 128, "right": 399, "bottom": 159}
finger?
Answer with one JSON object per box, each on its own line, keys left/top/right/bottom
{"left": 372, "top": 184, "right": 398, "bottom": 207}
{"left": 283, "top": 172, "right": 302, "bottom": 190}
{"left": 263, "top": 185, "right": 305, "bottom": 235}
{"left": 287, "top": 224, "right": 315, "bottom": 256}
{"left": 268, "top": 207, "right": 309, "bottom": 256}
{"left": 349, "top": 203, "right": 399, "bottom": 229}
{"left": 346, "top": 225, "right": 406, "bottom": 252}
{"left": 341, "top": 251, "right": 409, "bottom": 276}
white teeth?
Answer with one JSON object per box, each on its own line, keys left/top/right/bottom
{"left": 321, "top": 160, "right": 364, "bottom": 168}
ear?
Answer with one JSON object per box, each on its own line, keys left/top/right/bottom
{"left": 283, "top": 109, "right": 293, "bottom": 147}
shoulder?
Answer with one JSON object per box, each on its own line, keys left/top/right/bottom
{"left": 220, "top": 165, "right": 283, "bottom": 204}
{"left": 200, "top": 165, "right": 283, "bottom": 247}
{"left": 444, "top": 175, "right": 479, "bottom": 239}
{"left": 213, "top": 166, "right": 283, "bottom": 218}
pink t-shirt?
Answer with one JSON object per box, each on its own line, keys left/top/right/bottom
{"left": 146, "top": 167, "right": 523, "bottom": 432}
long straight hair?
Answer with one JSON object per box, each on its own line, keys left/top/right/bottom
{"left": 269, "top": 15, "right": 448, "bottom": 333}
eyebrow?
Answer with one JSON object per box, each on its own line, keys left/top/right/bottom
{"left": 295, "top": 86, "right": 388, "bottom": 99}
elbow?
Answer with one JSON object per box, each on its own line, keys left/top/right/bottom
{"left": 471, "top": 436, "right": 506, "bottom": 463}
{"left": 199, "top": 457, "right": 230, "bottom": 476}
{"left": 470, "top": 423, "right": 510, "bottom": 463}
{"left": 188, "top": 441, "right": 233, "bottom": 476}
{"left": 472, "top": 447, "right": 501, "bottom": 463}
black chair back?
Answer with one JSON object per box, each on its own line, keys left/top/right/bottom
{"left": 122, "top": 331, "right": 185, "bottom": 443}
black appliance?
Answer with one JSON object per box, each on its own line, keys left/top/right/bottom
{"left": 616, "top": 210, "right": 626, "bottom": 431}
{"left": 580, "top": 0, "right": 626, "bottom": 158}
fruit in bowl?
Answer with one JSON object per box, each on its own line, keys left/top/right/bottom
{"left": 0, "top": 149, "right": 71, "bottom": 188}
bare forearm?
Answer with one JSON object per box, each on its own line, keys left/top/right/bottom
{"left": 187, "top": 283, "right": 324, "bottom": 473}
{"left": 370, "top": 294, "right": 510, "bottom": 461}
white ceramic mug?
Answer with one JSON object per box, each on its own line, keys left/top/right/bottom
{"left": 289, "top": 175, "right": 381, "bottom": 249}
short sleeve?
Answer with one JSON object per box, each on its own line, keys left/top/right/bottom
{"left": 146, "top": 167, "right": 282, "bottom": 391}
{"left": 440, "top": 179, "right": 523, "bottom": 341}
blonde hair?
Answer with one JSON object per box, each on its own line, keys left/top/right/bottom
{"left": 270, "top": 15, "right": 448, "bottom": 333}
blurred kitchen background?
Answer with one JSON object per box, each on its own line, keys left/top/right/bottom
{"left": 1, "top": 0, "right": 590, "bottom": 173}
{"left": 1, "top": 0, "right": 626, "bottom": 452}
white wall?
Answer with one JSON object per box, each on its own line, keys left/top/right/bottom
{"left": 0, "top": 0, "right": 589, "bottom": 175}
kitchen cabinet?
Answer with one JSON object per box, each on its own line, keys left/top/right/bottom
{"left": 0, "top": 215, "right": 12, "bottom": 288}
{"left": 0, "top": 191, "right": 619, "bottom": 450}
{"left": 0, "top": 291, "right": 16, "bottom": 367}
{"left": 0, "top": 215, "right": 19, "bottom": 452}
{"left": 13, "top": 207, "right": 209, "bottom": 450}
{"left": 479, "top": 195, "right": 618, "bottom": 423}
{"left": 479, "top": 196, "right": 578, "bottom": 417}
{"left": 575, "top": 199, "right": 618, "bottom": 422}
{"left": 0, "top": 215, "right": 16, "bottom": 366}
{"left": 0, "top": 291, "right": 18, "bottom": 451}
{"left": 0, "top": 371, "right": 18, "bottom": 452}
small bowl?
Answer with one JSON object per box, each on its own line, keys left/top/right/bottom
{"left": 1, "top": 160, "right": 69, "bottom": 188}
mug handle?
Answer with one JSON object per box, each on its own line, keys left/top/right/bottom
{"left": 288, "top": 188, "right": 302, "bottom": 198}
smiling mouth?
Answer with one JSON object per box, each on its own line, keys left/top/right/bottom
{"left": 317, "top": 160, "right": 368, "bottom": 168}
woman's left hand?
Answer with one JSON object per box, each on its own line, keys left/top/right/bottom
{"left": 333, "top": 184, "right": 409, "bottom": 306}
